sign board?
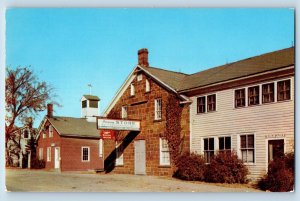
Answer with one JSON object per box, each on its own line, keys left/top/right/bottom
{"left": 97, "top": 118, "right": 140, "bottom": 131}
{"left": 100, "top": 130, "right": 115, "bottom": 140}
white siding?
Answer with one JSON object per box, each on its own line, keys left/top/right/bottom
{"left": 190, "top": 76, "right": 294, "bottom": 180}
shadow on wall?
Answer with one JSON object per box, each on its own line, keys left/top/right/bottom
{"left": 104, "top": 131, "right": 140, "bottom": 173}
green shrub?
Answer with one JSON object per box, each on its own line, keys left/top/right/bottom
{"left": 258, "top": 153, "right": 294, "bottom": 192}
{"left": 205, "top": 151, "right": 249, "bottom": 184}
{"left": 31, "top": 159, "right": 45, "bottom": 169}
{"left": 173, "top": 152, "right": 206, "bottom": 181}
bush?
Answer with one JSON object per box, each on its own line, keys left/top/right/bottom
{"left": 258, "top": 153, "right": 294, "bottom": 192}
{"left": 173, "top": 152, "right": 206, "bottom": 181}
{"left": 31, "top": 159, "right": 45, "bottom": 169}
{"left": 205, "top": 151, "right": 249, "bottom": 184}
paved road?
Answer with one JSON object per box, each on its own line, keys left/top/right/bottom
{"left": 5, "top": 169, "right": 261, "bottom": 192}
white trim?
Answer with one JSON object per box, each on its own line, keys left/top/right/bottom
{"left": 99, "top": 139, "right": 103, "bottom": 158}
{"left": 103, "top": 67, "right": 137, "bottom": 116}
{"left": 47, "top": 147, "right": 51, "bottom": 162}
{"left": 237, "top": 133, "right": 256, "bottom": 166}
{"left": 159, "top": 137, "right": 170, "bottom": 166}
{"left": 81, "top": 146, "right": 90, "bottom": 162}
{"left": 264, "top": 138, "right": 286, "bottom": 172}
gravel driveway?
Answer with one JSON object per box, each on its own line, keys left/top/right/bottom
{"left": 5, "top": 169, "right": 261, "bottom": 192}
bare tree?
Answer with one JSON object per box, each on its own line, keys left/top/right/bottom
{"left": 5, "top": 66, "right": 55, "bottom": 165}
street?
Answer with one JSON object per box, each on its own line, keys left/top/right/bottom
{"left": 5, "top": 169, "right": 261, "bottom": 192}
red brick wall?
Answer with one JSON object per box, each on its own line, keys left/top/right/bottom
{"left": 104, "top": 71, "right": 190, "bottom": 176}
{"left": 37, "top": 119, "right": 104, "bottom": 171}
{"left": 61, "top": 137, "right": 103, "bottom": 171}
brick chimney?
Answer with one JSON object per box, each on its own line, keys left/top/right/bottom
{"left": 138, "top": 48, "right": 149, "bottom": 67}
{"left": 47, "top": 103, "right": 53, "bottom": 118}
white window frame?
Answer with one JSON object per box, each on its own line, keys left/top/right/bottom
{"left": 218, "top": 136, "right": 232, "bottom": 152}
{"left": 238, "top": 133, "right": 256, "bottom": 165}
{"left": 121, "top": 106, "right": 128, "bottom": 119}
{"left": 203, "top": 137, "right": 215, "bottom": 163}
{"left": 81, "top": 146, "right": 90, "bottom": 162}
{"left": 43, "top": 133, "right": 46, "bottom": 139}
{"left": 115, "top": 141, "right": 124, "bottom": 166}
{"left": 146, "top": 79, "right": 150, "bottom": 92}
{"left": 196, "top": 93, "right": 217, "bottom": 114}
{"left": 99, "top": 139, "right": 103, "bottom": 157}
{"left": 137, "top": 74, "right": 143, "bottom": 81}
{"left": 49, "top": 125, "right": 53, "bottom": 138}
{"left": 277, "top": 78, "right": 292, "bottom": 102}
{"left": 154, "top": 98, "right": 162, "bottom": 120}
{"left": 47, "top": 147, "right": 51, "bottom": 162}
{"left": 39, "top": 148, "right": 43, "bottom": 160}
{"left": 159, "top": 138, "right": 170, "bottom": 166}
{"left": 130, "top": 83, "right": 135, "bottom": 96}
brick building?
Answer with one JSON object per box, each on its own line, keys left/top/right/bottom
{"left": 103, "top": 49, "right": 191, "bottom": 176}
{"left": 103, "top": 47, "right": 294, "bottom": 180}
{"left": 36, "top": 95, "right": 104, "bottom": 171}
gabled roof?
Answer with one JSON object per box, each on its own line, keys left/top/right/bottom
{"left": 47, "top": 116, "right": 99, "bottom": 138}
{"left": 145, "top": 67, "right": 187, "bottom": 90}
{"left": 178, "top": 47, "right": 294, "bottom": 91}
{"left": 82, "top": 95, "right": 100, "bottom": 101}
{"left": 136, "top": 47, "right": 294, "bottom": 93}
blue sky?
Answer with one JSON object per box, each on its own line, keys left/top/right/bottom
{"left": 6, "top": 8, "right": 294, "bottom": 127}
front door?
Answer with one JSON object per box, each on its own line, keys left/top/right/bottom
{"left": 268, "top": 140, "right": 284, "bottom": 162}
{"left": 54, "top": 147, "right": 60, "bottom": 169}
{"left": 134, "top": 140, "right": 146, "bottom": 175}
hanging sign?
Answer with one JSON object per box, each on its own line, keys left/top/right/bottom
{"left": 97, "top": 118, "right": 140, "bottom": 131}
{"left": 100, "top": 130, "right": 115, "bottom": 140}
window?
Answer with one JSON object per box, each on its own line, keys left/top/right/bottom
{"left": 262, "top": 83, "right": 275, "bottom": 103}
{"left": 82, "top": 147, "right": 90, "bottom": 162}
{"left": 197, "top": 96, "right": 206, "bottom": 113}
{"left": 146, "top": 79, "right": 150, "bottom": 92}
{"left": 115, "top": 141, "right": 123, "bottom": 166}
{"left": 277, "top": 79, "right": 291, "bottom": 101}
{"left": 23, "top": 130, "right": 29, "bottom": 139}
{"left": 137, "top": 74, "right": 142, "bottom": 81}
{"left": 89, "top": 100, "right": 98, "bottom": 108}
{"left": 160, "top": 138, "right": 170, "bottom": 165}
{"left": 248, "top": 86, "right": 260, "bottom": 106}
{"left": 99, "top": 139, "right": 103, "bottom": 157}
{"left": 39, "top": 148, "right": 43, "bottom": 160}
{"left": 240, "top": 134, "right": 255, "bottom": 163}
{"left": 49, "top": 125, "right": 53, "bottom": 138}
{"left": 82, "top": 100, "right": 87, "bottom": 108}
{"left": 130, "top": 83, "right": 135, "bottom": 96}
{"left": 207, "top": 94, "right": 216, "bottom": 112}
{"left": 204, "top": 138, "right": 214, "bottom": 163}
{"left": 121, "top": 106, "right": 128, "bottom": 119}
{"left": 235, "top": 88, "right": 246, "bottom": 108}
{"left": 219, "top": 136, "right": 231, "bottom": 153}
{"left": 43, "top": 132, "right": 46, "bottom": 139}
{"left": 47, "top": 147, "right": 51, "bottom": 162}
{"left": 154, "top": 99, "right": 162, "bottom": 120}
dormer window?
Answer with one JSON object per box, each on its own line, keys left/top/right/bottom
{"left": 130, "top": 83, "right": 135, "bottom": 96}
{"left": 82, "top": 100, "right": 87, "bottom": 108}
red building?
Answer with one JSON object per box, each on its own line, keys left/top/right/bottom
{"left": 36, "top": 96, "right": 104, "bottom": 171}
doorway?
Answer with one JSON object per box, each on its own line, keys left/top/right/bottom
{"left": 54, "top": 147, "right": 60, "bottom": 169}
{"left": 268, "top": 139, "right": 284, "bottom": 162}
{"left": 134, "top": 140, "right": 146, "bottom": 175}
